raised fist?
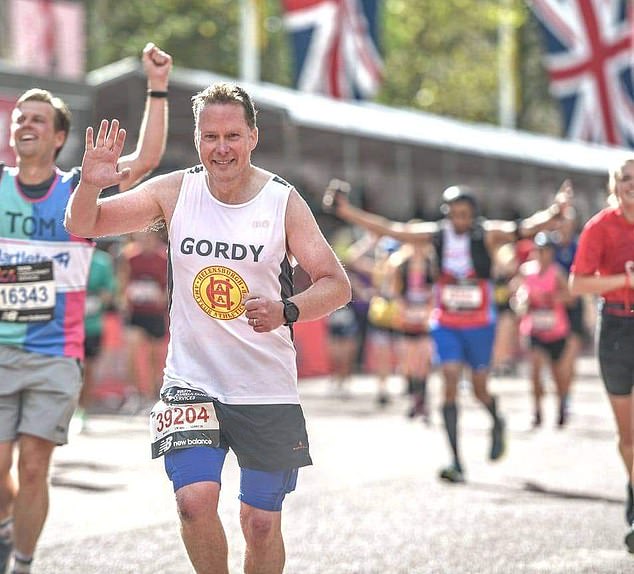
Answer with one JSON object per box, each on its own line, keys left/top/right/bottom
{"left": 322, "top": 178, "right": 351, "bottom": 214}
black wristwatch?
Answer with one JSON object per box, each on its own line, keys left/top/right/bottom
{"left": 281, "top": 298, "right": 300, "bottom": 325}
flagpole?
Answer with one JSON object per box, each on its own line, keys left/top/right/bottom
{"left": 239, "top": 0, "right": 260, "bottom": 83}
{"left": 498, "top": 0, "right": 517, "bottom": 129}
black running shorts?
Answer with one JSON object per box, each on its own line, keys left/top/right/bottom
{"left": 213, "top": 402, "right": 313, "bottom": 472}
{"left": 529, "top": 336, "right": 567, "bottom": 362}
{"left": 128, "top": 313, "right": 166, "bottom": 339}
{"left": 597, "top": 311, "right": 634, "bottom": 396}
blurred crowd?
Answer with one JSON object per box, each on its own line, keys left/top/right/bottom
{"left": 78, "top": 193, "right": 593, "bottom": 438}
{"left": 73, "top": 229, "right": 169, "bottom": 432}
{"left": 321, "top": 202, "right": 592, "bottom": 430}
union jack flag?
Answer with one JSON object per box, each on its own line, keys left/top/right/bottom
{"left": 529, "top": 0, "right": 634, "bottom": 147}
{"left": 281, "top": 0, "right": 383, "bottom": 100}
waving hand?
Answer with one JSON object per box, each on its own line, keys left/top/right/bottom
{"left": 81, "top": 119, "right": 131, "bottom": 189}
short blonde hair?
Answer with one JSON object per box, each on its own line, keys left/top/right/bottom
{"left": 191, "top": 82, "right": 257, "bottom": 134}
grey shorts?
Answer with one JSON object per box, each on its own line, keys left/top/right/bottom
{"left": 0, "top": 346, "right": 83, "bottom": 445}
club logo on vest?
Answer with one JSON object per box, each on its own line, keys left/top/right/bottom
{"left": 192, "top": 265, "right": 248, "bottom": 320}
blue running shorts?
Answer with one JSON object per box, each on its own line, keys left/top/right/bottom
{"left": 431, "top": 323, "right": 496, "bottom": 371}
{"left": 164, "top": 446, "right": 299, "bottom": 512}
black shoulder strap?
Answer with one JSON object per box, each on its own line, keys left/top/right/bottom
{"left": 470, "top": 219, "right": 492, "bottom": 279}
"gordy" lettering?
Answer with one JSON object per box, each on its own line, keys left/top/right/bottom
{"left": 180, "top": 237, "right": 264, "bottom": 262}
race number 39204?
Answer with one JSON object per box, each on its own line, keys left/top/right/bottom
{"left": 154, "top": 405, "right": 211, "bottom": 433}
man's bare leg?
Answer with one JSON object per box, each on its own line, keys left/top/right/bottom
{"left": 0, "top": 442, "right": 16, "bottom": 522}
{"left": 175, "top": 481, "right": 228, "bottom": 574}
{"left": 13, "top": 435, "right": 55, "bottom": 558}
{"left": 240, "top": 503, "right": 284, "bottom": 574}
{"left": 0, "top": 441, "right": 16, "bottom": 572}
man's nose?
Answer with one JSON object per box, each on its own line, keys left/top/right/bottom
{"left": 216, "top": 140, "right": 231, "bottom": 153}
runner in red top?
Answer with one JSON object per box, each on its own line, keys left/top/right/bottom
{"left": 120, "top": 230, "right": 169, "bottom": 408}
{"left": 569, "top": 156, "right": 634, "bottom": 553}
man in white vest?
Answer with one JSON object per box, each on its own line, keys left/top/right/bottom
{"left": 65, "top": 82, "right": 351, "bottom": 574}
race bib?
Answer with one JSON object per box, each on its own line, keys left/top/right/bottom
{"left": 530, "top": 309, "right": 556, "bottom": 331}
{"left": 0, "top": 261, "right": 56, "bottom": 323}
{"left": 441, "top": 284, "right": 483, "bottom": 311}
{"left": 127, "top": 279, "right": 163, "bottom": 305}
{"left": 150, "top": 387, "right": 220, "bottom": 459}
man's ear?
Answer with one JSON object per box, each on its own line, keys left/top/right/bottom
{"left": 54, "top": 131, "right": 67, "bottom": 154}
{"left": 249, "top": 127, "right": 258, "bottom": 151}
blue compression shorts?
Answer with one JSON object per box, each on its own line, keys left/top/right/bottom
{"left": 431, "top": 323, "right": 496, "bottom": 371}
{"left": 164, "top": 446, "right": 299, "bottom": 512}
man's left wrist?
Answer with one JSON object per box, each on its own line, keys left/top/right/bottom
{"left": 281, "top": 298, "right": 300, "bottom": 325}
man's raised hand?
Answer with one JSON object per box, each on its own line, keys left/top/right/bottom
{"left": 142, "top": 42, "right": 172, "bottom": 85}
{"left": 322, "top": 178, "right": 351, "bottom": 214}
{"left": 81, "top": 119, "right": 130, "bottom": 189}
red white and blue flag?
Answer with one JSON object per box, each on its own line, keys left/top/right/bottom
{"left": 281, "top": 0, "right": 383, "bottom": 100}
{"left": 529, "top": 0, "right": 634, "bottom": 147}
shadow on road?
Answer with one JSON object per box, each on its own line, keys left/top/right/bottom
{"left": 51, "top": 461, "right": 125, "bottom": 492}
{"left": 462, "top": 478, "right": 623, "bottom": 506}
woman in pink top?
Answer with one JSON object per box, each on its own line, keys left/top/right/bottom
{"left": 512, "top": 232, "right": 571, "bottom": 428}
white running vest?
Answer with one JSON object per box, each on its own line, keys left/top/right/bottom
{"left": 163, "top": 166, "right": 298, "bottom": 405}
{"left": 440, "top": 221, "right": 474, "bottom": 279}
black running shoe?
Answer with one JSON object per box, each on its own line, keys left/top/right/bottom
{"left": 627, "top": 483, "right": 634, "bottom": 525}
{"left": 439, "top": 465, "right": 465, "bottom": 484}
{"left": 557, "top": 396, "right": 569, "bottom": 428}
{"left": 490, "top": 416, "right": 506, "bottom": 461}
{"left": 0, "top": 538, "right": 12, "bottom": 574}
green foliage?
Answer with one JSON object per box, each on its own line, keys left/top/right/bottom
{"left": 378, "top": 0, "right": 557, "bottom": 133}
{"left": 83, "top": 0, "right": 556, "bottom": 134}
{"left": 85, "top": 0, "right": 291, "bottom": 84}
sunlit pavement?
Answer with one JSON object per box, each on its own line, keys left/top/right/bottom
{"left": 37, "top": 355, "right": 634, "bottom": 573}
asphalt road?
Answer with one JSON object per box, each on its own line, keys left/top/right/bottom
{"left": 34, "top": 355, "right": 634, "bottom": 573}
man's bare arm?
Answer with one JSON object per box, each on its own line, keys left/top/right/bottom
{"left": 118, "top": 43, "right": 172, "bottom": 191}
{"left": 323, "top": 180, "right": 436, "bottom": 243}
{"left": 484, "top": 179, "right": 574, "bottom": 249}
{"left": 287, "top": 189, "right": 352, "bottom": 321}
{"left": 64, "top": 119, "right": 178, "bottom": 238}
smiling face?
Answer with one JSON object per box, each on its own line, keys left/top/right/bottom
{"left": 613, "top": 160, "right": 634, "bottom": 217}
{"left": 194, "top": 103, "right": 258, "bottom": 187}
{"left": 10, "top": 100, "right": 67, "bottom": 163}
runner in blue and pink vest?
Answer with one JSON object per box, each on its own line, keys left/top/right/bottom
{"left": 0, "top": 42, "right": 171, "bottom": 574}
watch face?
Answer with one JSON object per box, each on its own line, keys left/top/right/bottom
{"left": 284, "top": 300, "right": 299, "bottom": 322}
